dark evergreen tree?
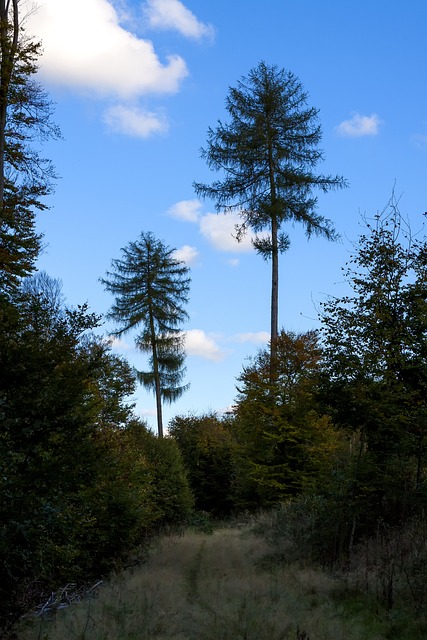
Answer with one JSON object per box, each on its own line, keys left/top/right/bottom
{"left": 0, "top": 290, "right": 104, "bottom": 625}
{"left": 101, "top": 231, "right": 191, "bottom": 437}
{"left": 194, "top": 62, "right": 346, "bottom": 374}
{"left": 0, "top": 0, "right": 60, "bottom": 296}
{"left": 0, "top": 280, "right": 193, "bottom": 627}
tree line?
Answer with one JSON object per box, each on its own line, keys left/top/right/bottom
{"left": 171, "top": 198, "right": 427, "bottom": 532}
{"left": 1, "top": 2, "right": 426, "bottom": 633}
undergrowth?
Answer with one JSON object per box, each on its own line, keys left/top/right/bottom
{"left": 13, "top": 520, "right": 422, "bottom": 640}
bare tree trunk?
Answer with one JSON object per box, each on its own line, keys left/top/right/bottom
{"left": 266, "top": 109, "right": 279, "bottom": 381}
{"left": 154, "top": 363, "right": 164, "bottom": 439}
{"left": 149, "top": 311, "right": 163, "bottom": 438}
{"left": 270, "top": 212, "right": 279, "bottom": 379}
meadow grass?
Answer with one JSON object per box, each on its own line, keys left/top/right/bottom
{"left": 15, "top": 525, "right": 413, "bottom": 640}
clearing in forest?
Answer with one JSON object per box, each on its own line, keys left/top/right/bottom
{"left": 17, "top": 526, "right": 389, "bottom": 640}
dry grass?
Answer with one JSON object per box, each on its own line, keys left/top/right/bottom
{"left": 16, "top": 527, "right": 391, "bottom": 640}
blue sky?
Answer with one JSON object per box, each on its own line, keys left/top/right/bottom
{"left": 23, "top": 0, "right": 427, "bottom": 430}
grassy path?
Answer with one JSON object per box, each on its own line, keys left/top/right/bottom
{"left": 17, "top": 527, "right": 389, "bottom": 639}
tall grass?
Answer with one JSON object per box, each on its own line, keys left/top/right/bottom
{"left": 15, "top": 525, "right": 404, "bottom": 640}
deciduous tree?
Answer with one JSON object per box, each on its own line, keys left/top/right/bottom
{"left": 169, "top": 412, "right": 237, "bottom": 516}
{"left": 232, "top": 330, "right": 336, "bottom": 508}
{"left": 320, "top": 196, "right": 427, "bottom": 523}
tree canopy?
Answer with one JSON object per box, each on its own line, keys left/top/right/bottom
{"left": 232, "top": 330, "right": 336, "bottom": 507}
{"left": 320, "top": 196, "right": 427, "bottom": 525}
{"left": 194, "top": 61, "right": 346, "bottom": 371}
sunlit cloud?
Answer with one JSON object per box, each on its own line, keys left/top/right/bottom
{"left": 168, "top": 199, "right": 202, "bottom": 222}
{"left": 168, "top": 202, "right": 269, "bottom": 253}
{"left": 184, "top": 329, "right": 225, "bottom": 361}
{"left": 109, "top": 336, "right": 133, "bottom": 351}
{"left": 109, "top": 0, "right": 134, "bottom": 25}
{"left": 143, "top": 0, "right": 215, "bottom": 41}
{"left": 234, "top": 331, "right": 270, "bottom": 344}
{"left": 140, "top": 407, "right": 157, "bottom": 418}
{"left": 199, "top": 212, "right": 254, "bottom": 252}
{"left": 103, "top": 104, "right": 168, "bottom": 137}
{"left": 22, "top": 0, "right": 218, "bottom": 139}
{"left": 335, "top": 112, "right": 382, "bottom": 137}
{"left": 173, "top": 244, "right": 199, "bottom": 265}
{"left": 221, "top": 404, "right": 236, "bottom": 415}
{"left": 24, "top": 0, "right": 188, "bottom": 98}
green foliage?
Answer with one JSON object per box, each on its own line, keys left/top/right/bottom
{"left": 187, "top": 510, "right": 215, "bottom": 533}
{"left": 136, "top": 330, "right": 188, "bottom": 404}
{"left": 169, "top": 412, "right": 237, "bottom": 517}
{"left": 232, "top": 330, "right": 338, "bottom": 510}
{"left": 194, "top": 61, "right": 346, "bottom": 362}
{"left": 0, "top": 4, "right": 60, "bottom": 295}
{"left": 101, "top": 231, "right": 191, "bottom": 437}
{"left": 0, "top": 291, "right": 103, "bottom": 623}
{"left": 119, "top": 420, "right": 194, "bottom": 525}
{"left": 0, "top": 281, "right": 193, "bottom": 630}
{"left": 74, "top": 420, "right": 193, "bottom": 570}
{"left": 194, "top": 62, "right": 344, "bottom": 240}
{"left": 320, "top": 196, "right": 427, "bottom": 529}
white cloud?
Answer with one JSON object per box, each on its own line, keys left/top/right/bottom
{"left": 173, "top": 244, "right": 199, "bottom": 265}
{"left": 234, "top": 331, "right": 270, "bottom": 344}
{"left": 169, "top": 202, "right": 269, "bottom": 254}
{"left": 109, "top": 336, "right": 132, "bottom": 351}
{"left": 184, "top": 329, "right": 225, "bottom": 361}
{"left": 109, "top": 0, "right": 134, "bottom": 24}
{"left": 140, "top": 407, "right": 157, "bottom": 418}
{"left": 103, "top": 104, "right": 168, "bottom": 137}
{"left": 336, "top": 112, "right": 381, "bottom": 137}
{"left": 23, "top": 0, "right": 188, "bottom": 98}
{"left": 200, "top": 212, "right": 254, "bottom": 252}
{"left": 143, "top": 0, "right": 215, "bottom": 41}
{"left": 168, "top": 199, "right": 202, "bottom": 222}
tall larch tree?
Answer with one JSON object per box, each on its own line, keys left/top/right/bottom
{"left": 194, "top": 62, "right": 346, "bottom": 376}
{"left": 101, "top": 231, "right": 191, "bottom": 438}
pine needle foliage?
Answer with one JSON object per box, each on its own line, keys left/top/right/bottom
{"left": 0, "top": 0, "right": 60, "bottom": 295}
{"left": 101, "top": 231, "right": 191, "bottom": 437}
{"left": 194, "top": 61, "right": 346, "bottom": 372}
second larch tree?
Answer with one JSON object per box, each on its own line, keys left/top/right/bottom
{"left": 101, "top": 231, "right": 191, "bottom": 438}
